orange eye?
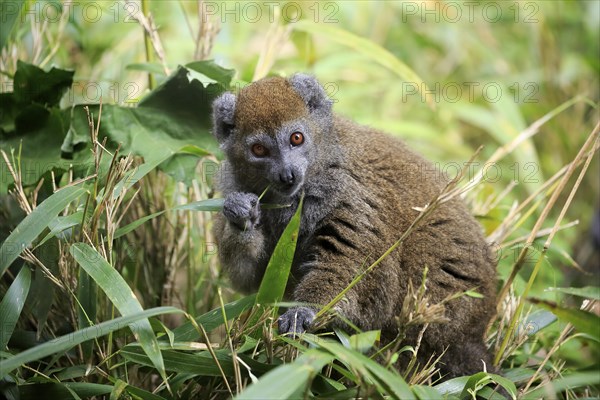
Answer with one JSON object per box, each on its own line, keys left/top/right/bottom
{"left": 290, "top": 132, "right": 304, "bottom": 146}
{"left": 251, "top": 143, "right": 268, "bottom": 157}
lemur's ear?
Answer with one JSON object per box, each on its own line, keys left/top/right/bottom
{"left": 289, "top": 74, "right": 332, "bottom": 115}
{"left": 212, "top": 92, "right": 236, "bottom": 143}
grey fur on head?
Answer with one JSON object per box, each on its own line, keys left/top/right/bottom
{"left": 289, "top": 73, "right": 333, "bottom": 115}
{"left": 288, "top": 74, "right": 334, "bottom": 136}
{"left": 212, "top": 92, "right": 236, "bottom": 142}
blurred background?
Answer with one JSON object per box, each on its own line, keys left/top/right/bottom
{"left": 1, "top": 0, "right": 599, "bottom": 395}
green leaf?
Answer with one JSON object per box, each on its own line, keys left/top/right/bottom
{"left": 458, "top": 372, "right": 516, "bottom": 400}
{"left": 235, "top": 348, "right": 335, "bottom": 400}
{"left": 113, "top": 199, "right": 227, "bottom": 239}
{"left": 348, "top": 330, "right": 380, "bottom": 353}
{"left": 434, "top": 376, "right": 470, "bottom": 397}
{"left": 0, "top": 0, "right": 25, "bottom": 50}
{"left": 170, "top": 295, "right": 256, "bottom": 342}
{"left": 521, "top": 371, "right": 600, "bottom": 400}
{"left": 120, "top": 345, "right": 272, "bottom": 377}
{"left": 255, "top": 196, "right": 304, "bottom": 308}
{"left": 0, "top": 266, "right": 31, "bottom": 349}
{"left": 529, "top": 298, "right": 600, "bottom": 341}
{"left": 13, "top": 61, "right": 74, "bottom": 107}
{"left": 0, "top": 185, "right": 86, "bottom": 277}
{"left": 304, "top": 335, "right": 414, "bottom": 400}
{"left": 37, "top": 211, "right": 84, "bottom": 247}
{"left": 0, "top": 306, "right": 181, "bottom": 377}
{"left": 185, "top": 60, "right": 235, "bottom": 88}
{"left": 18, "top": 382, "right": 114, "bottom": 400}
{"left": 293, "top": 21, "right": 434, "bottom": 108}
{"left": 113, "top": 210, "right": 166, "bottom": 240}
{"left": 545, "top": 286, "right": 600, "bottom": 301}
{"left": 412, "top": 384, "right": 444, "bottom": 400}
{"left": 70, "top": 243, "right": 169, "bottom": 383}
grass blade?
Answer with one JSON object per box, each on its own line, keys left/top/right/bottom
{"left": 0, "top": 186, "right": 86, "bottom": 277}
{"left": 0, "top": 306, "right": 181, "bottom": 377}
{"left": 70, "top": 243, "right": 170, "bottom": 383}
{"left": 0, "top": 266, "right": 31, "bottom": 349}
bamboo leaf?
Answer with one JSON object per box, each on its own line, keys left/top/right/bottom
{"left": 0, "top": 306, "right": 181, "bottom": 377}
{"left": 255, "top": 196, "right": 304, "bottom": 308}
{"left": 304, "top": 335, "right": 414, "bottom": 400}
{"left": 0, "top": 186, "right": 86, "bottom": 277}
{"left": 170, "top": 295, "right": 255, "bottom": 342}
{"left": 120, "top": 345, "right": 272, "bottom": 377}
{"left": 529, "top": 298, "right": 600, "bottom": 341}
{"left": 545, "top": 286, "right": 600, "bottom": 301}
{"left": 70, "top": 243, "right": 170, "bottom": 383}
{"left": 0, "top": 266, "right": 31, "bottom": 349}
{"left": 18, "top": 382, "right": 114, "bottom": 399}
{"left": 235, "top": 348, "right": 335, "bottom": 400}
{"left": 521, "top": 371, "right": 600, "bottom": 400}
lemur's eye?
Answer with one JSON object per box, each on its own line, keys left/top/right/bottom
{"left": 251, "top": 144, "right": 268, "bottom": 157}
{"left": 290, "top": 132, "right": 304, "bottom": 146}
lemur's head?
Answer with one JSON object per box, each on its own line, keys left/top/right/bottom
{"left": 212, "top": 74, "right": 333, "bottom": 198}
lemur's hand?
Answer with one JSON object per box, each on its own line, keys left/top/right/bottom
{"left": 223, "top": 192, "right": 260, "bottom": 231}
{"left": 278, "top": 307, "right": 315, "bottom": 336}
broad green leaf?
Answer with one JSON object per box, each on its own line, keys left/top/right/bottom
{"left": 529, "top": 298, "right": 600, "bottom": 341}
{"left": 545, "top": 286, "right": 600, "bottom": 301}
{"left": 13, "top": 61, "right": 74, "bottom": 107}
{"left": 185, "top": 60, "right": 236, "bottom": 88}
{"left": 255, "top": 196, "right": 304, "bottom": 307}
{"left": 70, "top": 243, "right": 168, "bottom": 383}
{"left": 0, "top": 306, "right": 181, "bottom": 377}
{"left": 0, "top": 266, "right": 31, "bottom": 349}
{"left": 235, "top": 348, "right": 335, "bottom": 400}
{"left": 293, "top": 21, "right": 434, "bottom": 108}
{"left": 170, "top": 295, "right": 256, "bottom": 342}
{"left": 0, "top": 185, "right": 86, "bottom": 277}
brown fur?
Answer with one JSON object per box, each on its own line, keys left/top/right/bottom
{"left": 235, "top": 77, "right": 307, "bottom": 134}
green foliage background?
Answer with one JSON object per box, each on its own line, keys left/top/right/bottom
{"left": 0, "top": 1, "right": 598, "bottom": 399}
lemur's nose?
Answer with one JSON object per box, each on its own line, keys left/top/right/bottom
{"left": 279, "top": 168, "right": 295, "bottom": 185}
